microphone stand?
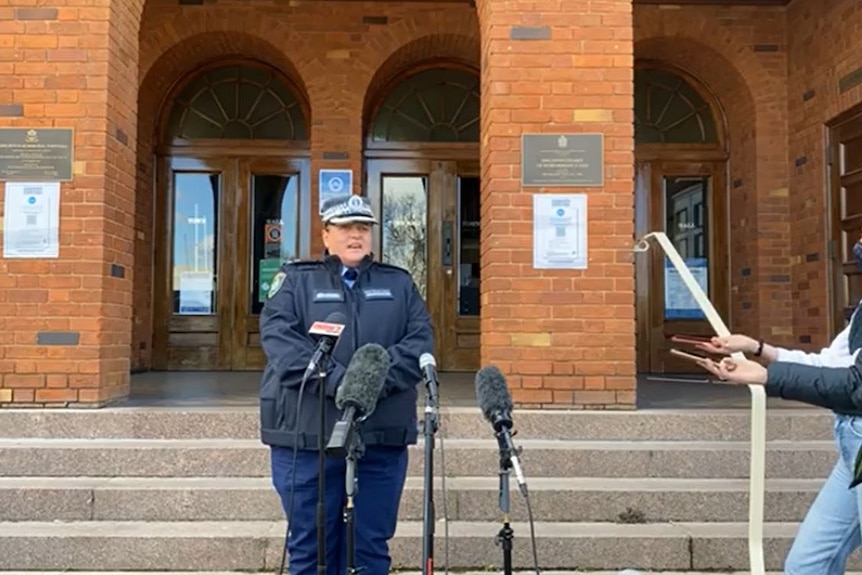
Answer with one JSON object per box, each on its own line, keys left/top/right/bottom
{"left": 313, "top": 361, "right": 332, "bottom": 575}
{"left": 494, "top": 429, "right": 514, "bottom": 575}
{"left": 421, "top": 385, "right": 439, "bottom": 575}
{"left": 344, "top": 418, "right": 365, "bottom": 575}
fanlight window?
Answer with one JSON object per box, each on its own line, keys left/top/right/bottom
{"left": 165, "top": 64, "right": 308, "bottom": 141}
{"left": 370, "top": 68, "right": 480, "bottom": 143}
{"left": 634, "top": 68, "right": 718, "bottom": 144}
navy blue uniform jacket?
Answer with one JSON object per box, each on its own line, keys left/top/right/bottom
{"left": 766, "top": 355, "right": 862, "bottom": 415}
{"left": 258, "top": 254, "right": 434, "bottom": 450}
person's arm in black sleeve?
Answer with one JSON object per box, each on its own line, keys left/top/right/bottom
{"left": 380, "top": 281, "right": 434, "bottom": 399}
{"left": 259, "top": 270, "right": 347, "bottom": 397}
{"left": 765, "top": 355, "right": 862, "bottom": 413}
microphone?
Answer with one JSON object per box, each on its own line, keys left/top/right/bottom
{"left": 475, "top": 365, "right": 528, "bottom": 496}
{"left": 325, "top": 343, "right": 390, "bottom": 458}
{"left": 419, "top": 352, "right": 440, "bottom": 408}
{"left": 303, "top": 311, "right": 347, "bottom": 382}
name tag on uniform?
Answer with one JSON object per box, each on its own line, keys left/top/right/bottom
{"left": 313, "top": 290, "right": 344, "bottom": 302}
{"left": 363, "top": 288, "right": 394, "bottom": 300}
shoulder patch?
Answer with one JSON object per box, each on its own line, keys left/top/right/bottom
{"left": 267, "top": 271, "right": 287, "bottom": 299}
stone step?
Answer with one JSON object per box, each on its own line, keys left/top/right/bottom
{"left": 6, "top": 572, "right": 862, "bottom": 575}
{"left": 0, "top": 407, "right": 834, "bottom": 441}
{"left": 0, "top": 520, "right": 858, "bottom": 571}
{"left": 0, "top": 476, "right": 823, "bottom": 523}
{"left": 0, "top": 438, "right": 839, "bottom": 478}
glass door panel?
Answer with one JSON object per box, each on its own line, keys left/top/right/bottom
{"left": 232, "top": 158, "right": 310, "bottom": 370}
{"left": 646, "top": 161, "right": 728, "bottom": 374}
{"left": 172, "top": 172, "right": 220, "bottom": 316}
{"left": 250, "top": 174, "right": 300, "bottom": 315}
{"left": 380, "top": 175, "right": 429, "bottom": 300}
{"left": 153, "top": 156, "right": 231, "bottom": 371}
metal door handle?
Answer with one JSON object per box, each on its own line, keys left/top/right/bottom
{"left": 442, "top": 221, "right": 453, "bottom": 267}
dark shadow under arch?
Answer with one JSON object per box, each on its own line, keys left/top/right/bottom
{"left": 634, "top": 62, "right": 725, "bottom": 148}
{"left": 139, "top": 31, "right": 311, "bottom": 149}
{"left": 159, "top": 59, "right": 309, "bottom": 146}
{"left": 362, "top": 33, "right": 480, "bottom": 146}
{"left": 365, "top": 62, "right": 480, "bottom": 145}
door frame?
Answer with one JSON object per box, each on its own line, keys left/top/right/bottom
{"left": 827, "top": 104, "right": 862, "bottom": 337}
{"left": 364, "top": 143, "right": 480, "bottom": 372}
{"left": 152, "top": 141, "right": 310, "bottom": 371}
{"left": 634, "top": 146, "right": 730, "bottom": 374}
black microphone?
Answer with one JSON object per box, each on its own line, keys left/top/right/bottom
{"left": 303, "top": 311, "right": 347, "bottom": 382}
{"left": 325, "top": 343, "right": 390, "bottom": 457}
{"left": 475, "top": 365, "right": 528, "bottom": 496}
{"left": 419, "top": 352, "right": 440, "bottom": 408}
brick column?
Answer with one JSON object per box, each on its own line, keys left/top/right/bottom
{"left": 476, "top": 0, "right": 636, "bottom": 409}
{"left": 0, "top": 2, "right": 138, "bottom": 407}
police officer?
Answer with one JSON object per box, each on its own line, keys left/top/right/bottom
{"left": 259, "top": 194, "right": 434, "bottom": 575}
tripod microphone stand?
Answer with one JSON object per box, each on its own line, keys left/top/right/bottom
{"left": 421, "top": 383, "right": 439, "bottom": 575}
{"left": 343, "top": 419, "right": 365, "bottom": 575}
{"left": 494, "top": 430, "right": 515, "bottom": 575}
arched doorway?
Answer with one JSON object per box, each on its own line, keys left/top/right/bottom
{"left": 634, "top": 63, "right": 730, "bottom": 374}
{"left": 152, "top": 61, "right": 311, "bottom": 371}
{"left": 364, "top": 64, "right": 480, "bottom": 372}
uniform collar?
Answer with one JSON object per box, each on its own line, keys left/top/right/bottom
{"left": 322, "top": 251, "right": 374, "bottom": 276}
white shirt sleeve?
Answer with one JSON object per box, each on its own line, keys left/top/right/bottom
{"left": 774, "top": 323, "right": 855, "bottom": 368}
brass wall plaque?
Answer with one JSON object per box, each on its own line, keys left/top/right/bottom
{"left": 0, "top": 128, "right": 74, "bottom": 181}
{"left": 522, "top": 133, "right": 604, "bottom": 187}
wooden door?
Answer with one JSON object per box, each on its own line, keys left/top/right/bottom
{"left": 829, "top": 108, "right": 862, "bottom": 335}
{"left": 366, "top": 159, "right": 480, "bottom": 372}
{"left": 153, "top": 155, "right": 310, "bottom": 371}
{"left": 153, "top": 156, "right": 234, "bottom": 370}
{"left": 635, "top": 160, "right": 729, "bottom": 374}
{"left": 231, "top": 158, "right": 311, "bottom": 370}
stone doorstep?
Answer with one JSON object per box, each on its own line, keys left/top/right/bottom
{"left": 0, "top": 437, "right": 841, "bottom": 479}
{"left": 0, "top": 520, "right": 859, "bottom": 571}
{"left": 0, "top": 476, "right": 823, "bottom": 523}
{"left": 0, "top": 407, "right": 836, "bottom": 442}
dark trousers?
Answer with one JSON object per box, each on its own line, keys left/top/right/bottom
{"left": 270, "top": 444, "right": 409, "bottom": 575}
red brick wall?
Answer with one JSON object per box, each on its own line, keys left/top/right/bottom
{"left": 132, "top": 0, "right": 480, "bottom": 368}
{"left": 635, "top": 6, "right": 793, "bottom": 347}
{"left": 786, "top": 0, "right": 862, "bottom": 347}
{"left": 4, "top": 0, "right": 859, "bottom": 407}
{"left": 0, "top": 1, "right": 138, "bottom": 406}
{"left": 477, "top": 0, "right": 636, "bottom": 408}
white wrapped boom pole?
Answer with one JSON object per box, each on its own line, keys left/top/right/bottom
{"left": 634, "top": 231, "right": 766, "bottom": 575}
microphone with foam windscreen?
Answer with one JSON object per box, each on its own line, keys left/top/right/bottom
{"left": 325, "top": 343, "right": 390, "bottom": 458}
{"left": 475, "top": 365, "right": 529, "bottom": 496}
{"left": 303, "top": 311, "right": 347, "bottom": 382}
{"left": 419, "top": 352, "right": 440, "bottom": 408}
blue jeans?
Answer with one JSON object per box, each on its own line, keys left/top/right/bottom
{"left": 785, "top": 414, "right": 862, "bottom": 574}
{"left": 270, "top": 444, "right": 409, "bottom": 575}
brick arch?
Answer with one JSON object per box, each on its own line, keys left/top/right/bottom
{"left": 138, "top": 31, "right": 310, "bottom": 147}
{"left": 634, "top": 58, "right": 729, "bottom": 148}
{"left": 361, "top": 33, "right": 481, "bottom": 140}
{"left": 634, "top": 35, "right": 790, "bottom": 339}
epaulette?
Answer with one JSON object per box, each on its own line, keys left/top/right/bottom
{"left": 375, "top": 261, "right": 412, "bottom": 276}
{"left": 284, "top": 259, "right": 323, "bottom": 271}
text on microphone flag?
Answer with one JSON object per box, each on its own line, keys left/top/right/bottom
{"left": 309, "top": 321, "right": 345, "bottom": 337}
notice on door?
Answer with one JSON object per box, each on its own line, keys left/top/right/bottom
{"left": 3, "top": 181, "right": 60, "bottom": 259}
{"left": 665, "top": 258, "right": 708, "bottom": 319}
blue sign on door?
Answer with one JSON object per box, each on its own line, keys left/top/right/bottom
{"left": 319, "top": 169, "right": 353, "bottom": 213}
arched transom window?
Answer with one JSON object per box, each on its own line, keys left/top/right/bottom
{"left": 634, "top": 68, "right": 718, "bottom": 145}
{"left": 165, "top": 64, "right": 308, "bottom": 141}
{"left": 370, "top": 67, "right": 480, "bottom": 143}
